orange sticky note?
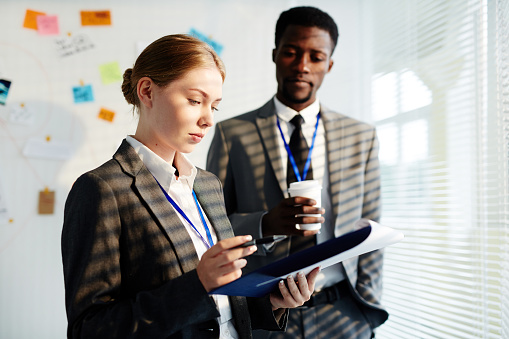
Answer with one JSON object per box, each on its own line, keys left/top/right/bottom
{"left": 80, "top": 10, "right": 112, "bottom": 26}
{"left": 38, "top": 189, "right": 55, "bottom": 215}
{"left": 98, "top": 108, "right": 115, "bottom": 122}
{"left": 23, "top": 9, "right": 46, "bottom": 30}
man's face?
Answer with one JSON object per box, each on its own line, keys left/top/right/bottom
{"left": 273, "top": 25, "right": 334, "bottom": 112}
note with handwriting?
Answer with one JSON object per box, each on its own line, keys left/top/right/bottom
{"left": 81, "top": 10, "right": 112, "bottom": 26}
{"left": 98, "top": 108, "right": 115, "bottom": 122}
{"left": 9, "top": 103, "right": 35, "bottom": 125}
{"left": 72, "top": 84, "right": 94, "bottom": 103}
{"left": 55, "top": 33, "right": 95, "bottom": 57}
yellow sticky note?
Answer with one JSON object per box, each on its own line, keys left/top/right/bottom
{"left": 98, "top": 108, "right": 115, "bottom": 122}
{"left": 99, "top": 61, "right": 122, "bottom": 85}
{"left": 23, "top": 9, "right": 46, "bottom": 30}
{"left": 81, "top": 10, "right": 112, "bottom": 26}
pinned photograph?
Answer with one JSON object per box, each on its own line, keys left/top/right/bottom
{"left": 0, "top": 79, "right": 12, "bottom": 105}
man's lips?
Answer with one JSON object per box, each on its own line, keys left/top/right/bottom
{"left": 285, "top": 78, "right": 312, "bottom": 86}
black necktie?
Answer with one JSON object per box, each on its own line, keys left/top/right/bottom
{"left": 287, "top": 115, "right": 313, "bottom": 186}
{"left": 287, "top": 114, "right": 316, "bottom": 254}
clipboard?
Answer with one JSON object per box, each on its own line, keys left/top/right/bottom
{"left": 210, "top": 219, "right": 404, "bottom": 297}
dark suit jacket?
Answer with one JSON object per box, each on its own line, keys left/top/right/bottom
{"left": 61, "top": 140, "right": 287, "bottom": 339}
{"left": 207, "top": 99, "right": 388, "bottom": 330}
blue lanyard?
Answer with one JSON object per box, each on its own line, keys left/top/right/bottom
{"left": 155, "top": 178, "right": 214, "bottom": 249}
{"left": 276, "top": 113, "right": 321, "bottom": 182}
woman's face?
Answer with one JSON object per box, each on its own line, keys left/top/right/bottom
{"left": 144, "top": 67, "right": 223, "bottom": 156}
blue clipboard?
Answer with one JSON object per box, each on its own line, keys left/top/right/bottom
{"left": 210, "top": 220, "right": 403, "bottom": 297}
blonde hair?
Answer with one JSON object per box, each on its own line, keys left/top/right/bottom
{"left": 121, "top": 34, "right": 226, "bottom": 111}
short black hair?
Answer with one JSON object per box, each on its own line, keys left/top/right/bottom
{"left": 275, "top": 6, "right": 339, "bottom": 54}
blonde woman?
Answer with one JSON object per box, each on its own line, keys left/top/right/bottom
{"left": 61, "top": 34, "right": 319, "bottom": 339}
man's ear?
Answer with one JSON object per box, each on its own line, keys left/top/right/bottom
{"left": 272, "top": 49, "right": 277, "bottom": 63}
{"left": 327, "top": 59, "right": 334, "bottom": 73}
{"left": 137, "top": 77, "right": 154, "bottom": 109}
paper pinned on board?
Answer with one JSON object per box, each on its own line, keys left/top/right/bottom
{"left": 22, "top": 137, "right": 73, "bottom": 160}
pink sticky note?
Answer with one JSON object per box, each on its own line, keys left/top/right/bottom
{"left": 36, "top": 15, "right": 59, "bottom": 35}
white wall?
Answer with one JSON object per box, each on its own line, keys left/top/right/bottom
{"left": 0, "top": 0, "right": 362, "bottom": 337}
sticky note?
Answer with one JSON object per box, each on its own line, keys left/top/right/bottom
{"left": 98, "top": 108, "right": 115, "bottom": 122}
{"left": 72, "top": 84, "right": 94, "bottom": 103}
{"left": 189, "top": 28, "right": 223, "bottom": 55}
{"left": 99, "top": 61, "right": 122, "bottom": 84}
{"left": 38, "top": 189, "right": 55, "bottom": 215}
{"left": 37, "top": 15, "right": 59, "bottom": 35}
{"left": 0, "top": 79, "right": 12, "bottom": 105}
{"left": 81, "top": 10, "right": 112, "bottom": 26}
{"left": 23, "top": 9, "right": 46, "bottom": 30}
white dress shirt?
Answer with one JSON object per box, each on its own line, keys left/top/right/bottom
{"left": 273, "top": 97, "right": 345, "bottom": 291}
{"left": 126, "top": 136, "right": 239, "bottom": 339}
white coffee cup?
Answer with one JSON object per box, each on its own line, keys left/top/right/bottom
{"left": 287, "top": 180, "right": 322, "bottom": 231}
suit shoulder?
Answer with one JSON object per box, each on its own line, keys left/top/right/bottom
{"left": 321, "top": 108, "right": 376, "bottom": 132}
{"left": 72, "top": 158, "right": 125, "bottom": 189}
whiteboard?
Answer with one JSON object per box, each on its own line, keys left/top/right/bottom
{"left": 0, "top": 0, "right": 363, "bottom": 337}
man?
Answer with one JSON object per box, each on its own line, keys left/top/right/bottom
{"left": 207, "top": 6, "right": 388, "bottom": 339}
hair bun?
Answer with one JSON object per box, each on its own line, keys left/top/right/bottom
{"left": 121, "top": 68, "right": 135, "bottom": 105}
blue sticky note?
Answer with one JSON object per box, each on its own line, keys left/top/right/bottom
{"left": 189, "top": 28, "right": 223, "bottom": 56}
{"left": 72, "top": 84, "right": 94, "bottom": 103}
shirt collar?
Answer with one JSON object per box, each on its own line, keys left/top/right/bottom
{"left": 273, "top": 96, "right": 320, "bottom": 124}
{"left": 126, "top": 135, "right": 197, "bottom": 190}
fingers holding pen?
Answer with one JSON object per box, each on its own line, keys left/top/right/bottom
{"left": 197, "top": 235, "right": 257, "bottom": 292}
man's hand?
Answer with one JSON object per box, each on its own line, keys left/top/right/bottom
{"left": 269, "top": 267, "right": 320, "bottom": 310}
{"left": 197, "top": 235, "right": 257, "bottom": 292}
{"left": 262, "top": 197, "right": 324, "bottom": 236}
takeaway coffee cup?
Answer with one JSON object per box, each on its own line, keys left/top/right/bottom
{"left": 288, "top": 180, "right": 322, "bottom": 231}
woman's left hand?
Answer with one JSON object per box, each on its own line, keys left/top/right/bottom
{"left": 269, "top": 266, "right": 320, "bottom": 310}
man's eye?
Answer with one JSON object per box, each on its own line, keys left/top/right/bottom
{"left": 188, "top": 99, "right": 200, "bottom": 105}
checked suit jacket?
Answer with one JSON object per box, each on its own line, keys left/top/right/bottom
{"left": 207, "top": 99, "right": 389, "bottom": 331}
{"left": 61, "top": 140, "right": 287, "bottom": 339}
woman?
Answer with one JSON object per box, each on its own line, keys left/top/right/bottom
{"left": 61, "top": 34, "right": 319, "bottom": 339}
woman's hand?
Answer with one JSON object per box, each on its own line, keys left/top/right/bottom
{"left": 197, "top": 235, "right": 257, "bottom": 292}
{"left": 269, "top": 267, "right": 321, "bottom": 310}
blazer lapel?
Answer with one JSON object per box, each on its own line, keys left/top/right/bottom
{"left": 193, "top": 169, "right": 234, "bottom": 242}
{"left": 321, "top": 107, "right": 344, "bottom": 233}
{"left": 256, "top": 100, "right": 288, "bottom": 195}
{"left": 113, "top": 140, "right": 200, "bottom": 274}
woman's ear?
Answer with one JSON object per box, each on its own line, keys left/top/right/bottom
{"left": 137, "top": 77, "right": 154, "bottom": 109}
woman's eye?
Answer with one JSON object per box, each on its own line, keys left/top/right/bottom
{"left": 212, "top": 106, "right": 219, "bottom": 112}
{"left": 188, "top": 99, "right": 200, "bottom": 105}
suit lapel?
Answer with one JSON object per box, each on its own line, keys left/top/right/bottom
{"left": 321, "top": 107, "right": 344, "bottom": 233}
{"left": 256, "top": 100, "right": 288, "bottom": 195}
{"left": 113, "top": 140, "right": 200, "bottom": 274}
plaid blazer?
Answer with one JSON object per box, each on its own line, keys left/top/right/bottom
{"left": 61, "top": 140, "right": 286, "bottom": 339}
{"left": 207, "top": 100, "right": 388, "bottom": 332}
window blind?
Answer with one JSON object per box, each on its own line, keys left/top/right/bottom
{"left": 361, "top": 0, "right": 509, "bottom": 338}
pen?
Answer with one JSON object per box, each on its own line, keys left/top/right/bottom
{"left": 235, "top": 235, "right": 288, "bottom": 248}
